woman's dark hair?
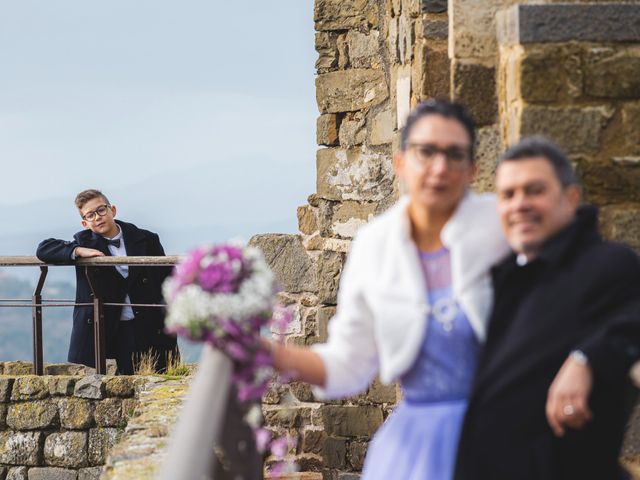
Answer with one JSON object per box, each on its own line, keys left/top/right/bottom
{"left": 499, "top": 136, "right": 578, "bottom": 187}
{"left": 399, "top": 98, "right": 477, "bottom": 161}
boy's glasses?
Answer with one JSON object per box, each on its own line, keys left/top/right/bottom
{"left": 82, "top": 204, "right": 111, "bottom": 222}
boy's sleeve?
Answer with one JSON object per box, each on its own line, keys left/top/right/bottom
{"left": 36, "top": 237, "right": 79, "bottom": 263}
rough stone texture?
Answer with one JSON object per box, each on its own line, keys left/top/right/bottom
{"left": 6, "top": 467, "right": 27, "bottom": 480}
{"left": 0, "top": 431, "right": 43, "bottom": 465}
{"left": 298, "top": 205, "right": 320, "bottom": 235}
{"left": 74, "top": 376, "right": 105, "bottom": 400}
{"left": 619, "top": 102, "right": 640, "bottom": 156}
{"left": 44, "top": 364, "right": 86, "bottom": 376}
{"left": 314, "top": 0, "right": 378, "bottom": 31}
{"left": 44, "top": 431, "right": 88, "bottom": 468}
{"left": 472, "top": 125, "right": 502, "bottom": 193}
{"left": 367, "top": 379, "right": 397, "bottom": 404}
{"left": 346, "top": 31, "right": 381, "bottom": 69}
{"left": 499, "top": 4, "right": 640, "bottom": 45}
{"left": 0, "top": 466, "right": 6, "bottom": 480}
{"left": 316, "top": 69, "right": 388, "bottom": 114}
{"left": 322, "top": 406, "right": 383, "bottom": 437}
{"left": 317, "top": 251, "right": 345, "bottom": 305}
{"left": 453, "top": 61, "right": 498, "bottom": 126}
{"left": 422, "top": 17, "right": 448, "bottom": 40}
{"left": 0, "top": 378, "right": 14, "bottom": 402}
{"left": 348, "top": 441, "right": 368, "bottom": 470}
{"left": 317, "top": 306, "right": 337, "bottom": 343}
{"left": 88, "top": 428, "right": 118, "bottom": 466}
{"left": 249, "top": 234, "right": 318, "bottom": 293}
{"left": 11, "top": 377, "right": 48, "bottom": 401}
{"left": 422, "top": 0, "right": 447, "bottom": 13}
{"left": 519, "top": 46, "right": 583, "bottom": 104}
{"left": 519, "top": 105, "right": 613, "bottom": 155}
{"left": 369, "top": 108, "right": 394, "bottom": 146}
{"left": 579, "top": 162, "right": 640, "bottom": 205}
{"left": 316, "top": 148, "right": 394, "bottom": 202}
{"left": 0, "top": 404, "right": 7, "bottom": 428}
{"left": 319, "top": 200, "right": 377, "bottom": 239}
{"left": 58, "top": 398, "right": 94, "bottom": 430}
{"left": 316, "top": 32, "right": 339, "bottom": 73}
{"left": 28, "top": 467, "right": 77, "bottom": 480}
{"left": 302, "top": 428, "right": 327, "bottom": 455}
{"left": 3, "top": 362, "right": 34, "bottom": 376}
{"left": 49, "top": 377, "right": 77, "bottom": 396}
{"left": 323, "top": 437, "right": 347, "bottom": 469}
{"left": 7, "top": 401, "right": 59, "bottom": 430}
{"left": 317, "top": 114, "right": 340, "bottom": 146}
{"left": 103, "top": 377, "right": 135, "bottom": 398}
{"left": 339, "top": 114, "right": 367, "bottom": 148}
{"left": 77, "top": 467, "right": 103, "bottom": 480}
{"left": 94, "top": 398, "right": 123, "bottom": 428}
{"left": 600, "top": 207, "right": 640, "bottom": 253}
{"left": 584, "top": 47, "right": 640, "bottom": 99}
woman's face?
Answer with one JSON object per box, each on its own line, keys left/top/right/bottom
{"left": 394, "top": 114, "right": 475, "bottom": 214}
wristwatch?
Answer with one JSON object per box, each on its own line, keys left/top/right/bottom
{"left": 569, "top": 349, "right": 589, "bottom": 365}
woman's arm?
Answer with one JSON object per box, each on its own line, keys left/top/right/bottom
{"left": 268, "top": 341, "right": 327, "bottom": 386}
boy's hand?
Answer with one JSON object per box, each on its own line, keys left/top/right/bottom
{"left": 74, "top": 247, "right": 105, "bottom": 258}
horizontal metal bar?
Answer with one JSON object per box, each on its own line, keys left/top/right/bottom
{"left": 0, "top": 255, "right": 183, "bottom": 267}
{"left": 0, "top": 302, "right": 166, "bottom": 308}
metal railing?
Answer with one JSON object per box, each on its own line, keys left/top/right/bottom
{"left": 0, "top": 255, "right": 181, "bottom": 375}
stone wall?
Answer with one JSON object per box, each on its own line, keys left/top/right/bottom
{"left": 254, "top": 0, "right": 640, "bottom": 478}
{"left": 0, "top": 362, "right": 142, "bottom": 480}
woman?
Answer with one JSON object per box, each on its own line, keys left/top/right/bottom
{"left": 269, "top": 99, "right": 510, "bottom": 479}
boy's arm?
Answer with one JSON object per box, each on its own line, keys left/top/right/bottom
{"left": 36, "top": 238, "right": 79, "bottom": 263}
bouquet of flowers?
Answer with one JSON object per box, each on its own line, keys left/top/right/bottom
{"left": 163, "top": 243, "right": 294, "bottom": 473}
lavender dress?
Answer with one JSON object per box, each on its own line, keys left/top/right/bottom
{"left": 361, "top": 248, "right": 480, "bottom": 479}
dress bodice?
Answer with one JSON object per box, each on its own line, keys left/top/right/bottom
{"left": 401, "top": 248, "right": 480, "bottom": 403}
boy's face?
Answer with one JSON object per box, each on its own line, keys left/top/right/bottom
{"left": 80, "top": 197, "right": 119, "bottom": 238}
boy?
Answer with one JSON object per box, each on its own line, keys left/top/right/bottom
{"left": 37, "top": 189, "right": 178, "bottom": 374}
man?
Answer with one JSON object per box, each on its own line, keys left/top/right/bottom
{"left": 455, "top": 137, "right": 640, "bottom": 479}
{"left": 36, "top": 189, "right": 178, "bottom": 374}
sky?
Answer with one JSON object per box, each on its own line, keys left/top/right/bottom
{"left": 0, "top": 1, "right": 318, "bottom": 254}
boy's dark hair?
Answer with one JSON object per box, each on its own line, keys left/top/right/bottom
{"left": 75, "top": 189, "right": 110, "bottom": 210}
{"left": 400, "top": 98, "right": 477, "bottom": 161}
{"left": 499, "top": 136, "right": 578, "bottom": 187}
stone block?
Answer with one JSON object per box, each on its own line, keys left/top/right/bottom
{"left": 367, "top": 378, "right": 397, "bottom": 404}
{"left": 323, "top": 437, "right": 347, "bottom": 469}
{"left": 6, "top": 467, "right": 27, "bottom": 480}
{"left": 599, "top": 206, "right": 640, "bottom": 253}
{"left": 44, "top": 363, "right": 85, "bottom": 376}
{"left": 87, "top": 428, "right": 117, "bottom": 466}
{"left": 519, "top": 105, "right": 613, "bottom": 154}
{"left": 316, "top": 148, "right": 394, "bottom": 202}
{"left": 289, "top": 381, "right": 315, "bottom": 403}
{"left": 0, "top": 404, "right": 6, "bottom": 428}
{"left": 103, "top": 377, "right": 135, "bottom": 398}
{"left": 249, "top": 234, "right": 318, "bottom": 293}
{"left": 27, "top": 468, "right": 77, "bottom": 480}
{"left": 579, "top": 162, "right": 640, "bottom": 205}
{"left": 316, "top": 69, "right": 388, "bottom": 114}
{"left": 620, "top": 102, "right": 640, "bottom": 155}
{"left": 264, "top": 406, "right": 313, "bottom": 429}
{"left": 584, "top": 47, "right": 640, "bottom": 99}
{"left": 314, "top": 0, "right": 378, "bottom": 31}
{"left": 58, "top": 398, "right": 94, "bottom": 430}
{"left": 44, "top": 431, "right": 88, "bottom": 468}
{"left": 339, "top": 114, "right": 366, "bottom": 148}
{"left": 121, "top": 398, "right": 137, "bottom": 419}
{"left": 369, "top": 108, "right": 394, "bottom": 146}
{"left": 74, "top": 376, "right": 105, "bottom": 400}
{"left": 94, "top": 398, "right": 123, "bottom": 428}
{"left": 48, "top": 377, "right": 77, "bottom": 396}
{"left": 317, "top": 251, "right": 345, "bottom": 305}
{"left": 471, "top": 125, "right": 502, "bottom": 193}
{"left": 317, "top": 306, "right": 337, "bottom": 343}
{"left": 321, "top": 406, "right": 383, "bottom": 437}
{"left": 346, "top": 30, "right": 380, "bottom": 69}
{"left": 302, "top": 428, "right": 327, "bottom": 455}
{"left": 422, "top": 17, "right": 448, "bottom": 40}
{"left": 422, "top": 0, "right": 446, "bottom": 13}
{"left": 315, "top": 32, "right": 339, "bottom": 73}
{"left": 317, "top": 114, "right": 340, "bottom": 146}
{"left": 320, "top": 200, "right": 377, "bottom": 239}
{"left": 0, "top": 466, "right": 6, "bottom": 480}
{"left": 415, "top": 43, "right": 450, "bottom": 100}
{"left": 519, "top": 46, "right": 583, "bottom": 103}
{"left": 349, "top": 441, "right": 368, "bottom": 470}
{"left": 7, "top": 401, "right": 58, "bottom": 430}
{"left": 0, "top": 431, "right": 43, "bottom": 465}
{"left": 398, "top": 14, "right": 414, "bottom": 65}
{"left": 498, "top": 4, "right": 640, "bottom": 45}
{"left": 77, "top": 467, "right": 103, "bottom": 480}
{"left": 3, "top": 362, "right": 34, "bottom": 375}
{"left": 0, "top": 378, "right": 14, "bottom": 402}
{"left": 453, "top": 61, "right": 497, "bottom": 127}
{"left": 11, "top": 377, "right": 48, "bottom": 400}
{"left": 298, "top": 205, "right": 320, "bottom": 235}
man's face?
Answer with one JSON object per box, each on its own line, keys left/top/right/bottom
{"left": 80, "top": 197, "right": 119, "bottom": 238}
{"left": 394, "top": 114, "right": 475, "bottom": 214}
{"left": 496, "top": 157, "right": 580, "bottom": 257}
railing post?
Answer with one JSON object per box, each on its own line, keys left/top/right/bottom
{"left": 32, "top": 266, "right": 48, "bottom": 375}
{"left": 85, "top": 267, "right": 106, "bottom": 375}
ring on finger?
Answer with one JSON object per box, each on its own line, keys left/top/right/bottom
{"left": 563, "top": 404, "right": 575, "bottom": 416}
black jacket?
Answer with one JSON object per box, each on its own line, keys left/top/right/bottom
{"left": 36, "top": 220, "right": 177, "bottom": 367}
{"left": 455, "top": 206, "right": 640, "bottom": 480}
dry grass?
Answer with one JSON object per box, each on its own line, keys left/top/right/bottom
{"left": 133, "top": 349, "right": 191, "bottom": 378}
{"left": 133, "top": 350, "right": 159, "bottom": 376}
{"left": 164, "top": 350, "right": 191, "bottom": 377}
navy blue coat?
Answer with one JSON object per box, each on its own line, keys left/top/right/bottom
{"left": 36, "top": 220, "right": 177, "bottom": 368}
{"left": 455, "top": 207, "right": 640, "bottom": 480}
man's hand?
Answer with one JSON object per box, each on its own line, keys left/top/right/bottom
{"left": 74, "top": 247, "right": 105, "bottom": 258}
{"left": 546, "top": 355, "right": 593, "bottom": 437}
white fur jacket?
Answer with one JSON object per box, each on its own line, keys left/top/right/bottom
{"left": 311, "top": 192, "right": 511, "bottom": 399}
